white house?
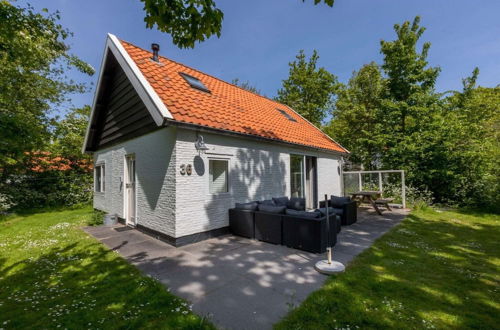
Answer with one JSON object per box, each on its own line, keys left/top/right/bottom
{"left": 83, "top": 34, "right": 349, "bottom": 246}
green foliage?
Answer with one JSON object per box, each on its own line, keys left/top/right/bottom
{"left": 51, "top": 105, "right": 92, "bottom": 162}
{"left": 378, "top": 16, "right": 442, "bottom": 181}
{"left": 88, "top": 209, "right": 105, "bottom": 226}
{"left": 0, "top": 3, "right": 94, "bottom": 211}
{"left": 324, "top": 62, "right": 384, "bottom": 167}
{"left": 0, "top": 1, "right": 94, "bottom": 177}
{"left": 440, "top": 82, "right": 500, "bottom": 211}
{"left": 277, "top": 208, "right": 500, "bottom": 328}
{"left": 380, "top": 16, "right": 440, "bottom": 105}
{"left": 276, "top": 50, "right": 339, "bottom": 126}
{"left": 140, "top": 0, "right": 334, "bottom": 48}
{"left": 140, "top": 0, "right": 224, "bottom": 49}
{"left": 383, "top": 183, "right": 434, "bottom": 208}
{"left": 2, "top": 168, "right": 92, "bottom": 210}
{"left": 325, "top": 16, "right": 499, "bottom": 210}
{"left": 0, "top": 193, "right": 15, "bottom": 213}
{"left": 1, "top": 106, "right": 93, "bottom": 211}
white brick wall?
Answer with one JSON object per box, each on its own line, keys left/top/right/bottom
{"left": 93, "top": 127, "right": 177, "bottom": 237}
{"left": 174, "top": 128, "right": 343, "bottom": 237}
{"left": 93, "top": 125, "right": 342, "bottom": 239}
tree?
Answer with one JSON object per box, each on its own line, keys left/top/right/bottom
{"left": 0, "top": 1, "right": 94, "bottom": 178}
{"left": 380, "top": 16, "right": 440, "bottom": 134}
{"left": 51, "top": 106, "right": 92, "bottom": 163}
{"left": 231, "top": 78, "right": 262, "bottom": 95}
{"left": 140, "top": 0, "right": 335, "bottom": 48}
{"left": 325, "top": 16, "right": 499, "bottom": 209}
{"left": 276, "top": 50, "right": 338, "bottom": 126}
{"left": 324, "top": 62, "right": 385, "bottom": 168}
{"left": 377, "top": 16, "right": 443, "bottom": 191}
{"left": 440, "top": 70, "right": 500, "bottom": 210}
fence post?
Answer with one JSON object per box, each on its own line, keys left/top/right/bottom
{"left": 378, "top": 172, "right": 383, "bottom": 194}
{"left": 358, "top": 173, "right": 362, "bottom": 191}
{"left": 401, "top": 170, "right": 406, "bottom": 209}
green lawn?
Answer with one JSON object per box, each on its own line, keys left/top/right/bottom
{"left": 276, "top": 208, "right": 500, "bottom": 329}
{"left": 0, "top": 206, "right": 213, "bottom": 329}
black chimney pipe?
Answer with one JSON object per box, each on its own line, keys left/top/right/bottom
{"left": 151, "top": 43, "right": 160, "bottom": 62}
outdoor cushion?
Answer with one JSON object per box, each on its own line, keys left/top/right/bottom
{"left": 272, "top": 196, "right": 290, "bottom": 207}
{"left": 259, "top": 199, "right": 276, "bottom": 206}
{"left": 330, "top": 196, "right": 351, "bottom": 208}
{"left": 285, "top": 209, "right": 320, "bottom": 218}
{"left": 286, "top": 197, "right": 306, "bottom": 211}
{"left": 235, "top": 202, "right": 258, "bottom": 211}
{"left": 332, "top": 208, "right": 343, "bottom": 215}
{"left": 316, "top": 207, "right": 336, "bottom": 216}
{"left": 258, "top": 204, "right": 286, "bottom": 214}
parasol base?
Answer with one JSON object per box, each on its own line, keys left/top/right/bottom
{"left": 314, "top": 260, "right": 345, "bottom": 274}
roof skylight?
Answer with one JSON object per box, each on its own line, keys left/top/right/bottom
{"left": 277, "top": 108, "right": 297, "bottom": 122}
{"left": 179, "top": 72, "right": 210, "bottom": 93}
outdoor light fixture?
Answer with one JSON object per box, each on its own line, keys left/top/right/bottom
{"left": 195, "top": 135, "right": 209, "bottom": 153}
{"left": 315, "top": 194, "right": 345, "bottom": 275}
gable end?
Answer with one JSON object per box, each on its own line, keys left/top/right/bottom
{"left": 85, "top": 52, "right": 158, "bottom": 151}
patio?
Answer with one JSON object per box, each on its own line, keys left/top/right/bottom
{"left": 84, "top": 207, "right": 408, "bottom": 329}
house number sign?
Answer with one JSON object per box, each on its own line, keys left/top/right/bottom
{"left": 180, "top": 164, "right": 192, "bottom": 175}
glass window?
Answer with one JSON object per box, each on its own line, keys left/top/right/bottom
{"left": 290, "top": 155, "right": 304, "bottom": 198}
{"left": 95, "top": 164, "right": 105, "bottom": 192}
{"left": 277, "top": 108, "right": 297, "bottom": 122}
{"left": 179, "top": 72, "right": 210, "bottom": 92}
{"left": 209, "top": 159, "right": 228, "bottom": 194}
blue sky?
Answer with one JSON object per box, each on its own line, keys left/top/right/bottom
{"left": 21, "top": 0, "right": 500, "bottom": 113}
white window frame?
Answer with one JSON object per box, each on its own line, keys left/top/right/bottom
{"left": 94, "top": 163, "right": 105, "bottom": 193}
{"left": 290, "top": 154, "right": 305, "bottom": 198}
{"left": 208, "top": 158, "right": 229, "bottom": 195}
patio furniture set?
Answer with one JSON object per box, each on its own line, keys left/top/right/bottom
{"left": 228, "top": 196, "right": 358, "bottom": 253}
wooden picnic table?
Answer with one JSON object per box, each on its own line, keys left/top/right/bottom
{"left": 350, "top": 191, "right": 383, "bottom": 215}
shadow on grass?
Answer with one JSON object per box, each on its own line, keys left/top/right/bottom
{"left": 3, "top": 203, "right": 93, "bottom": 218}
{"left": 276, "top": 210, "right": 500, "bottom": 329}
{"left": 0, "top": 239, "right": 213, "bottom": 329}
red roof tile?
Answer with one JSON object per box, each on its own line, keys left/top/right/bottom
{"left": 120, "top": 40, "right": 347, "bottom": 153}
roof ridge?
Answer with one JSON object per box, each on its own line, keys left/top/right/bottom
{"left": 119, "top": 39, "right": 288, "bottom": 107}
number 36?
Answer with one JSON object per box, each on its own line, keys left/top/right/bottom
{"left": 180, "top": 164, "right": 192, "bottom": 175}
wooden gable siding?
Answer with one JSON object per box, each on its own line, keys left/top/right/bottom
{"left": 94, "top": 58, "right": 158, "bottom": 150}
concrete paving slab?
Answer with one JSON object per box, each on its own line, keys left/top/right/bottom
{"left": 331, "top": 250, "right": 357, "bottom": 264}
{"left": 83, "top": 225, "right": 130, "bottom": 239}
{"left": 158, "top": 263, "right": 246, "bottom": 303}
{"left": 84, "top": 207, "right": 409, "bottom": 329}
{"left": 99, "top": 231, "right": 151, "bottom": 250}
{"left": 113, "top": 237, "right": 174, "bottom": 259}
{"left": 193, "top": 277, "right": 290, "bottom": 330}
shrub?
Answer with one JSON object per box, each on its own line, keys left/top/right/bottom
{"left": 383, "top": 184, "right": 434, "bottom": 208}
{"left": 87, "top": 209, "right": 105, "bottom": 226}
{"left": 0, "top": 193, "right": 16, "bottom": 214}
{"left": 1, "top": 169, "right": 92, "bottom": 211}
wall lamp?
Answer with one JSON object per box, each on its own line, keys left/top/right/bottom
{"left": 195, "top": 135, "right": 209, "bottom": 153}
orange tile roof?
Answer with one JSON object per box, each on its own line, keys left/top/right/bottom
{"left": 120, "top": 40, "right": 347, "bottom": 154}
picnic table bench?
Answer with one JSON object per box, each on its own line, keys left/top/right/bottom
{"left": 375, "top": 198, "right": 394, "bottom": 211}
{"left": 350, "top": 191, "right": 394, "bottom": 215}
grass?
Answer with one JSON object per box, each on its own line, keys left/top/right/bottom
{"left": 276, "top": 207, "right": 500, "bottom": 329}
{"left": 0, "top": 206, "right": 214, "bottom": 329}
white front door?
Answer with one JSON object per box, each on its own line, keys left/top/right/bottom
{"left": 125, "top": 155, "right": 136, "bottom": 226}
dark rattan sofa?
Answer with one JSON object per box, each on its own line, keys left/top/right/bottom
{"left": 319, "top": 195, "right": 358, "bottom": 226}
{"left": 228, "top": 197, "right": 341, "bottom": 253}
